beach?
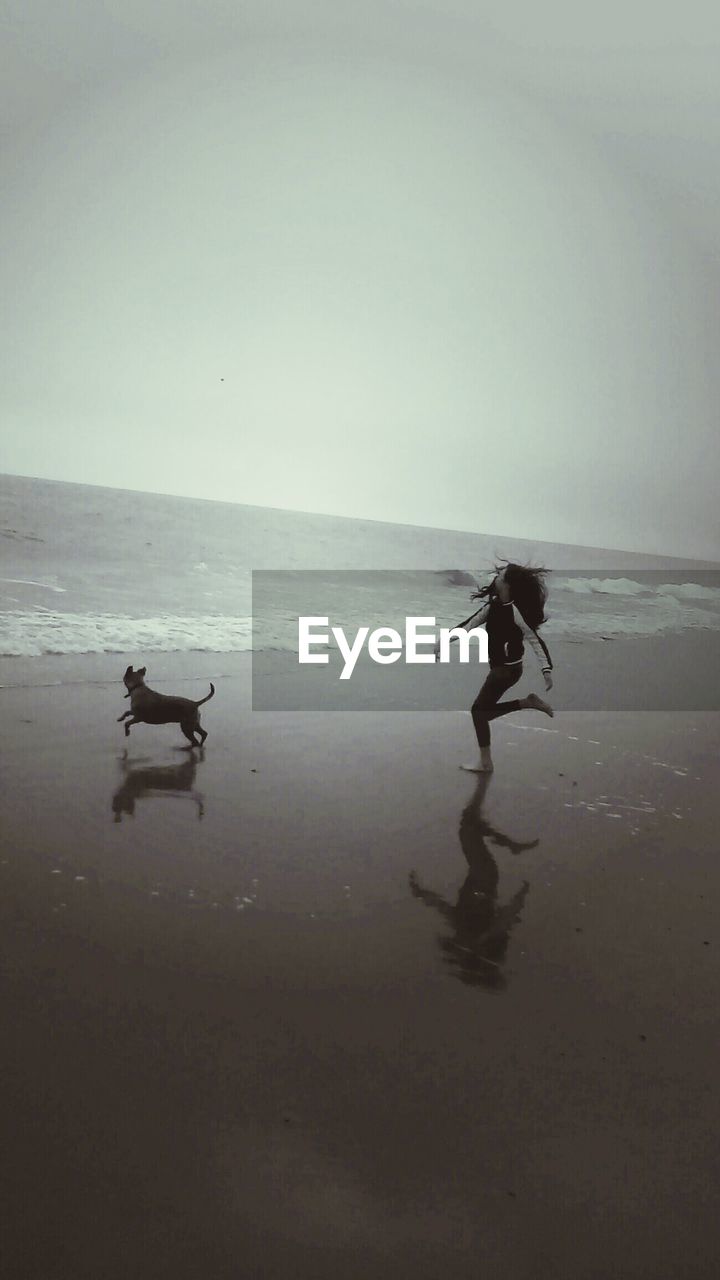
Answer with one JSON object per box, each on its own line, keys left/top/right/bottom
{"left": 2, "top": 649, "right": 719, "bottom": 1279}
{"left": 2, "top": 476, "right": 719, "bottom": 1276}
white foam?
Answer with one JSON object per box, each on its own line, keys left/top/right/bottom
{"left": 546, "top": 604, "right": 719, "bottom": 639}
{"left": 2, "top": 567, "right": 719, "bottom": 657}
{"left": 0, "top": 576, "right": 66, "bottom": 593}
{"left": 555, "top": 577, "right": 720, "bottom": 601}
{"left": 555, "top": 577, "right": 651, "bottom": 596}
{"left": 657, "top": 582, "right": 720, "bottom": 601}
{"left": 548, "top": 577, "right": 720, "bottom": 637}
{"left": 0, "top": 611, "right": 253, "bottom": 657}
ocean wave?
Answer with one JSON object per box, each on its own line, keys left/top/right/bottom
{"left": 439, "top": 569, "right": 479, "bottom": 587}
{"left": 0, "top": 529, "right": 45, "bottom": 543}
{"left": 656, "top": 582, "right": 720, "bottom": 601}
{"left": 0, "top": 611, "right": 253, "bottom": 657}
{"left": 0, "top": 575, "right": 66, "bottom": 593}
{"left": 554, "top": 577, "right": 651, "bottom": 596}
{"left": 546, "top": 608, "right": 720, "bottom": 638}
{"left": 2, "top": 585, "right": 719, "bottom": 658}
{"left": 554, "top": 576, "right": 720, "bottom": 603}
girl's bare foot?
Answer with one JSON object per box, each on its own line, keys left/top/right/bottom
{"left": 525, "top": 692, "right": 554, "bottom": 717}
{"left": 461, "top": 749, "right": 494, "bottom": 773}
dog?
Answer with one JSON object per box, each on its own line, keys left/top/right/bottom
{"left": 118, "top": 665, "right": 215, "bottom": 747}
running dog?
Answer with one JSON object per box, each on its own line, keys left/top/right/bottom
{"left": 118, "top": 665, "right": 215, "bottom": 747}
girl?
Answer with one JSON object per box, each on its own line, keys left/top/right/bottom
{"left": 437, "top": 562, "right": 554, "bottom": 773}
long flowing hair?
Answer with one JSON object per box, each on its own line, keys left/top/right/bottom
{"left": 471, "top": 561, "right": 549, "bottom": 629}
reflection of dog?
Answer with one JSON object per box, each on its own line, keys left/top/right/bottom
{"left": 112, "top": 753, "right": 205, "bottom": 822}
{"left": 118, "top": 665, "right": 214, "bottom": 747}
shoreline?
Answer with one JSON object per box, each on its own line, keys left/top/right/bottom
{"left": 1, "top": 624, "right": 719, "bottom": 712}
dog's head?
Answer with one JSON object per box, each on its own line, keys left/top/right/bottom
{"left": 123, "top": 664, "right": 147, "bottom": 697}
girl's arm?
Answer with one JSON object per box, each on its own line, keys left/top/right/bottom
{"left": 457, "top": 600, "right": 491, "bottom": 632}
{"left": 433, "top": 600, "right": 490, "bottom": 659}
{"left": 511, "top": 605, "right": 553, "bottom": 688}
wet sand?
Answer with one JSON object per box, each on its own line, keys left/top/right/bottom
{"left": 1, "top": 653, "right": 719, "bottom": 1279}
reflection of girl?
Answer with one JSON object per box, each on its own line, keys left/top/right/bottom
{"left": 437, "top": 562, "right": 554, "bottom": 773}
{"left": 409, "top": 775, "right": 535, "bottom": 989}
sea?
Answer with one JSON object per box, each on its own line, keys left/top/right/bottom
{"left": 1, "top": 473, "right": 719, "bottom": 669}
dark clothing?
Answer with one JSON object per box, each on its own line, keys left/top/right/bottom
{"left": 461, "top": 597, "right": 553, "bottom": 672}
{"left": 471, "top": 664, "right": 523, "bottom": 749}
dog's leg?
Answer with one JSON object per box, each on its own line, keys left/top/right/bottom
{"left": 124, "top": 717, "right": 140, "bottom": 737}
{"left": 192, "top": 713, "right": 208, "bottom": 746}
{"left": 180, "top": 720, "right": 200, "bottom": 748}
{"left": 117, "top": 711, "right": 132, "bottom": 722}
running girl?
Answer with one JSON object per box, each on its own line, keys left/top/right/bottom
{"left": 437, "top": 563, "right": 554, "bottom": 773}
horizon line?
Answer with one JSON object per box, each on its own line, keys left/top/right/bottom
{"left": 2, "top": 469, "right": 717, "bottom": 567}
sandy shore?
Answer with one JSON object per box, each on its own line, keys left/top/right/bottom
{"left": 1, "top": 652, "right": 719, "bottom": 1279}
{"left": 252, "top": 628, "right": 720, "bottom": 711}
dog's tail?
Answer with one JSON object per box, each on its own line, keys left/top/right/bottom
{"left": 195, "top": 683, "right": 215, "bottom": 707}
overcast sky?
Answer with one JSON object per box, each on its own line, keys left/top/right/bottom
{"left": 2, "top": 2, "right": 719, "bottom": 559}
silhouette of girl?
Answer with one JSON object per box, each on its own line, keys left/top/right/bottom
{"left": 437, "top": 562, "right": 554, "bottom": 773}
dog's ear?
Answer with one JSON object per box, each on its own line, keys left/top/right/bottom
{"left": 124, "top": 665, "right": 133, "bottom": 676}
{"left": 139, "top": 666, "right": 147, "bottom": 677}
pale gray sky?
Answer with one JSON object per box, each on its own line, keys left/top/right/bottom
{"left": 2, "top": 2, "right": 719, "bottom": 559}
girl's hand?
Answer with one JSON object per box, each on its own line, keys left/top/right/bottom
{"left": 544, "top": 671, "right": 553, "bottom": 692}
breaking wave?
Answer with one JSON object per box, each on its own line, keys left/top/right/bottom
{"left": 0, "top": 611, "right": 253, "bottom": 657}
{"left": 555, "top": 577, "right": 720, "bottom": 602}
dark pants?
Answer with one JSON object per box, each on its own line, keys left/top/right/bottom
{"left": 471, "top": 665, "right": 523, "bottom": 749}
